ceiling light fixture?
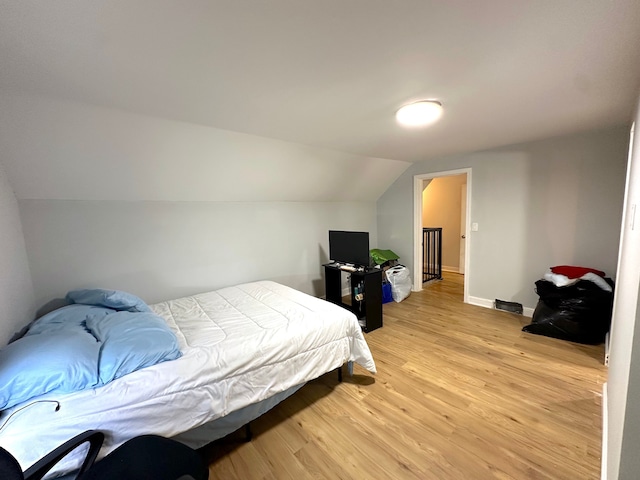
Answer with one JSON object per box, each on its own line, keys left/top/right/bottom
{"left": 396, "top": 100, "right": 443, "bottom": 127}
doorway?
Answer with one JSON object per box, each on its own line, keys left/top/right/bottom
{"left": 413, "top": 168, "right": 471, "bottom": 303}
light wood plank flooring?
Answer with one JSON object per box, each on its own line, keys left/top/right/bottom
{"left": 201, "top": 273, "right": 606, "bottom": 479}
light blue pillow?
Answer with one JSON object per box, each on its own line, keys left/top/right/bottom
{"left": 66, "top": 289, "right": 151, "bottom": 313}
{"left": 26, "top": 305, "right": 113, "bottom": 336}
{"left": 86, "top": 311, "right": 181, "bottom": 384}
{"left": 0, "top": 330, "right": 100, "bottom": 410}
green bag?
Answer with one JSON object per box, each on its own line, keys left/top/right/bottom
{"left": 370, "top": 249, "right": 400, "bottom": 265}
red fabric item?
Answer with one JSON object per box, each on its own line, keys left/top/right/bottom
{"left": 550, "top": 265, "right": 605, "bottom": 279}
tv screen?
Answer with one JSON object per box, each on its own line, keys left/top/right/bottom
{"left": 329, "top": 230, "right": 370, "bottom": 267}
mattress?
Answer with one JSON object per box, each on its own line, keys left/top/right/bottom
{"left": 0, "top": 281, "right": 376, "bottom": 477}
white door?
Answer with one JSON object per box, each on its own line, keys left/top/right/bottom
{"left": 459, "top": 184, "right": 467, "bottom": 274}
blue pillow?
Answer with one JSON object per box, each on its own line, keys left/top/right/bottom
{"left": 86, "top": 311, "right": 181, "bottom": 384}
{"left": 66, "top": 289, "right": 151, "bottom": 313}
{"left": 26, "top": 305, "right": 113, "bottom": 336}
{"left": 0, "top": 330, "right": 100, "bottom": 410}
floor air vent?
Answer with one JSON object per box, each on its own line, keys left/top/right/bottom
{"left": 494, "top": 299, "right": 523, "bottom": 315}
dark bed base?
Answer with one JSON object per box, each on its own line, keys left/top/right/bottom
{"left": 240, "top": 365, "right": 344, "bottom": 442}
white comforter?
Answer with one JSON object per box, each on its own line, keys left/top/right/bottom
{"left": 0, "top": 281, "right": 376, "bottom": 477}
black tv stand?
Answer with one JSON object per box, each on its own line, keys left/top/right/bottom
{"left": 323, "top": 263, "right": 383, "bottom": 332}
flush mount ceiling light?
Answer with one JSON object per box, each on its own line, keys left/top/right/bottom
{"left": 396, "top": 100, "right": 443, "bottom": 127}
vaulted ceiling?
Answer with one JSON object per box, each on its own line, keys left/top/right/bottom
{"left": 1, "top": 1, "right": 639, "bottom": 164}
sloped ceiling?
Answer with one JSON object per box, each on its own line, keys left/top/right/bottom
{"left": 0, "top": 0, "right": 639, "bottom": 200}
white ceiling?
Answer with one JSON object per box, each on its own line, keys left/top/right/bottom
{"left": 1, "top": 0, "right": 639, "bottom": 163}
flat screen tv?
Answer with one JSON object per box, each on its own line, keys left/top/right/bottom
{"left": 328, "top": 230, "right": 370, "bottom": 267}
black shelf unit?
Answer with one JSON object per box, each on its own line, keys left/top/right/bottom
{"left": 323, "top": 263, "right": 383, "bottom": 332}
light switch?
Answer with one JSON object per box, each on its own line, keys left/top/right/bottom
{"left": 471, "top": 222, "right": 479, "bottom": 232}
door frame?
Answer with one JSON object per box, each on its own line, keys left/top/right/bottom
{"left": 459, "top": 183, "right": 467, "bottom": 275}
{"left": 413, "top": 167, "right": 472, "bottom": 303}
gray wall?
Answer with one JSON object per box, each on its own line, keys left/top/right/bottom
{"left": 0, "top": 161, "right": 34, "bottom": 345}
{"left": 0, "top": 94, "right": 410, "bottom": 203}
{"left": 378, "top": 126, "right": 629, "bottom": 310}
{"left": 19, "top": 200, "right": 377, "bottom": 308}
{"left": 0, "top": 93, "right": 405, "bottom": 315}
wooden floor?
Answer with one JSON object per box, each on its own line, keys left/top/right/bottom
{"left": 201, "top": 273, "right": 607, "bottom": 479}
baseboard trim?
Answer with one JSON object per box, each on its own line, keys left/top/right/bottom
{"left": 467, "top": 296, "right": 533, "bottom": 318}
{"left": 442, "top": 266, "right": 460, "bottom": 273}
{"left": 467, "top": 296, "right": 493, "bottom": 309}
{"left": 601, "top": 382, "right": 608, "bottom": 480}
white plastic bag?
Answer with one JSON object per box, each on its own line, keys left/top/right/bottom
{"left": 385, "top": 266, "right": 412, "bottom": 302}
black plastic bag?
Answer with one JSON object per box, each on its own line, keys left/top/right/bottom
{"left": 534, "top": 278, "right": 613, "bottom": 313}
{"left": 522, "top": 279, "right": 614, "bottom": 344}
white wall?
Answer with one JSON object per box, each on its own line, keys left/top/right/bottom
{"left": 0, "top": 160, "right": 34, "bottom": 345}
{"left": 607, "top": 97, "right": 640, "bottom": 480}
{"left": 378, "top": 126, "right": 629, "bottom": 310}
{"left": 19, "top": 200, "right": 376, "bottom": 307}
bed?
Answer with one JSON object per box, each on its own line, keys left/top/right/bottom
{"left": 0, "top": 281, "right": 376, "bottom": 478}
